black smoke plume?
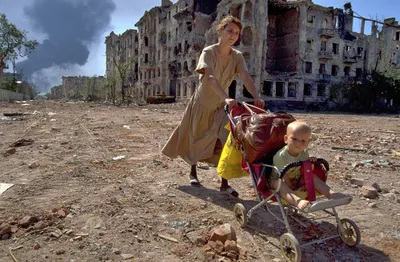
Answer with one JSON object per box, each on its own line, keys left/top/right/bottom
{"left": 17, "top": 0, "right": 116, "bottom": 92}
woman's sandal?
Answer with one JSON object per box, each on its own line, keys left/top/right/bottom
{"left": 188, "top": 174, "right": 201, "bottom": 187}
{"left": 220, "top": 186, "right": 239, "bottom": 198}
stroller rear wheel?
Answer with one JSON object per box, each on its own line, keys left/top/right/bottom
{"left": 280, "top": 233, "right": 302, "bottom": 262}
{"left": 337, "top": 218, "right": 361, "bottom": 247}
{"left": 233, "top": 203, "right": 247, "bottom": 227}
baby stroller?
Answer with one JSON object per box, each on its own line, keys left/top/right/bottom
{"left": 224, "top": 102, "right": 361, "bottom": 262}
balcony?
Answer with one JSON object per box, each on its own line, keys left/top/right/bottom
{"left": 343, "top": 52, "right": 358, "bottom": 63}
{"left": 319, "top": 28, "right": 335, "bottom": 38}
{"left": 318, "top": 51, "right": 333, "bottom": 59}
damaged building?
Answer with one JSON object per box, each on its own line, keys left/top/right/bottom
{"left": 51, "top": 76, "right": 106, "bottom": 100}
{"left": 105, "top": 0, "right": 400, "bottom": 106}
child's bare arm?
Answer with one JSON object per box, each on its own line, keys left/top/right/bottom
{"left": 283, "top": 174, "right": 296, "bottom": 190}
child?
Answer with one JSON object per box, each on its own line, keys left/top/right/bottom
{"left": 270, "top": 121, "right": 337, "bottom": 209}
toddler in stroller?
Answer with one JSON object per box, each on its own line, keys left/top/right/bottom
{"left": 269, "top": 120, "right": 339, "bottom": 210}
{"left": 224, "top": 102, "right": 360, "bottom": 262}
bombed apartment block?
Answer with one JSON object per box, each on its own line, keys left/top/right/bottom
{"left": 106, "top": 0, "right": 400, "bottom": 106}
{"left": 105, "top": 29, "right": 139, "bottom": 97}
{"left": 56, "top": 76, "right": 106, "bottom": 100}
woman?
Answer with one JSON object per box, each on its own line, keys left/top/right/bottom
{"left": 162, "top": 15, "right": 264, "bottom": 197}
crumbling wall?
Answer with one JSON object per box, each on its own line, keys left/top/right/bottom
{"left": 266, "top": 5, "right": 300, "bottom": 73}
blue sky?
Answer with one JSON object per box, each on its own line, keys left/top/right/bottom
{"left": 0, "top": 0, "right": 398, "bottom": 91}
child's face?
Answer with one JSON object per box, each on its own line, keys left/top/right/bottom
{"left": 284, "top": 129, "right": 311, "bottom": 156}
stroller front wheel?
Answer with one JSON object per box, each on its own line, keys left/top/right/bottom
{"left": 233, "top": 203, "right": 247, "bottom": 228}
{"left": 280, "top": 233, "right": 302, "bottom": 262}
{"left": 337, "top": 218, "right": 361, "bottom": 247}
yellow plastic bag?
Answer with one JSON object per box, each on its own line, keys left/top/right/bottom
{"left": 217, "top": 128, "right": 249, "bottom": 180}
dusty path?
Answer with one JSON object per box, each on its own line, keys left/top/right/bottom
{"left": 0, "top": 100, "right": 399, "bottom": 262}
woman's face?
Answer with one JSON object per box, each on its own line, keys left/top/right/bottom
{"left": 220, "top": 22, "right": 241, "bottom": 46}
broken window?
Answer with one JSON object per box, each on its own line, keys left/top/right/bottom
{"left": 322, "top": 18, "right": 329, "bottom": 29}
{"left": 158, "top": 68, "right": 160, "bottom": 77}
{"left": 333, "top": 43, "right": 339, "bottom": 55}
{"left": 230, "top": 4, "right": 242, "bottom": 20}
{"left": 306, "top": 39, "right": 313, "bottom": 51}
{"left": 319, "top": 64, "right": 326, "bottom": 74}
{"left": 244, "top": 1, "right": 253, "bottom": 21}
{"left": 191, "top": 59, "right": 196, "bottom": 71}
{"left": 183, "top": 84, "right": 187, "bottom": 97}
{"left": 356, "top": 68, "right": 362, "bottom": 78}
{"left": 145, "top": 54, "right": 148, "bottom": 64}
{"left": 184, "top": 41, "right": 189, "bottom": 54}
{"left": 186, "top": 21, "right": 192, "bottom": 32}
{"left": 320, "top": 41, "right": 327, "bottom": 51}
{"left": 242, "top": 27, "right": 253, "bottom": 46}
{"left": 276, "top": 82, "right": 284, "bottom": 97}
{"left": 288, "top": 82, "right": 297, "bottom": 98}
{"left": 159, "top": 32, "right": 167, "bottom": 45}
{"left": 243, "top": 85, "right": 253, "bottom": 98}
{"left": 158, "top": 50, "right": 160, "bottom": 60}
{"left": 305, "top": 62, "right": 312, "bottom": 74}
{"left": 317, "top": 84, "right": 325, "bottom": 96}
{"left": 178, "top": 43, "right": 182, "bottom": 54}
{"left": 357, "top": 47, "right": 363, "bottom": 56}
{"left": 184, "top": 61, "right": 188, "bottom": 72}
{"left": 262, "top": 81, "right": 272, "bottom": 96}
{"left": 307, "top": 15, "right": 315, "bottom": 24}
{"left": 144, "top": 37, "right": 149, "bottom": 47}
{"left": 304, "top": 83, "right": 312, "bottom": 96}
{"left": 344, "top": 66, "right": 351, "bottom": 76}
{"left": 334, "top": 16, "right": 339, "bottom": 28}
{"left": 331, "top": 65, "right": 339, "bottom": 76}
{"left": 345, "top": 45, "right": 351, "bottom": 52}
{"left": 396, "top": 32, "right": 400, "bottom": 41}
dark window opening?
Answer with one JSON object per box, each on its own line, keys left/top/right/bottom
{"left": 396, "top": 32, "right": 400, "bottom": 41}
{"left": 317, "top": 84, "right": 325, "bottom": 97}
{"left": 344, "top": 66, "right": 350, "bottom": 76}
{"left": 276, "top": 82, "right": 284, "bottom": 97}
{"left": 305, "top": 62, "right": 312, "bottom": 74}
{"left": 356, "top": 68, "right": 362, "bottom": 78}
{"left": 319, "top": 64, "right": 326, "bottom": 74}
{"left": 331, "top": 65, "right": 339, "bottom": 76}
{"left": 333, "top": 43, "right": 339, "bottom": 54}
{"left": 144, "top": 37, "right": 149, "bottom": 47}
{"left": 243, "top": 85, "right": 253, "bottom": 98}
{"left": 145, "top": 54, "right": 148, "bottom": 64}
{"left": 229, "top": 80, "right": 237, "bottom": 99}
{"left": 263, "top": 81, "right": 272, "bottom": 96}
{"left": 304, "top": 83, "right": 312, "bottom": 96}
{"left": 357, "top": 47, "right": 364, "bottom": 56}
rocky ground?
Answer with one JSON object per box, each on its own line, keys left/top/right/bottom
{"left": 0, "top": 100, "right": 399, "bottom": 262}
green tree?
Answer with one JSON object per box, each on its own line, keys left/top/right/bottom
{"left": 106, "top": 76, "right": 117, "bottom": 105}
{"left": 113, "top": 56, "right": 136, "bottom": 103}
{"left": 0, "top": 13, "right": 38, "bottom": 77}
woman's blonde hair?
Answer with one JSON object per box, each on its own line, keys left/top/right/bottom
{"left": 216, "top": 15, "right": 242, "bottom": 33}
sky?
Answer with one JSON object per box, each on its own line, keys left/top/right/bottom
{"left": 0, "top": 0, "right": 399, "bottom": 93}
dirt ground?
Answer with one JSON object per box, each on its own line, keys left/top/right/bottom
{"left": 0, "top": 100, "right": 399, "bottom": 262}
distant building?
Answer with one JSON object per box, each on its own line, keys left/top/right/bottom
{"left": 50, "top": 76, "right": 106, "bottom": 100}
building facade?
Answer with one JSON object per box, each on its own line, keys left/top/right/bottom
{"left": 106, "top": 0, "right": 400, "bottom": 106}
{"left": 50, "top": 76, "right": 106, "bottom": 100}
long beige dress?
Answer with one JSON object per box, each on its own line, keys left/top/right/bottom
{"left": 162, "top": 44, "right": 248, "bottom": 166}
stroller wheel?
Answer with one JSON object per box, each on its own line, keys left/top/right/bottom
{"left": 280, "top": 233, "right": 302, "bottom": 262}
{"left": 233, "top": 203, "right": 247, "bottom": 227}
{"left": 337, "top": 218, "right": 361, "bottom": 247}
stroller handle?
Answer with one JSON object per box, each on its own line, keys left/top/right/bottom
{"left": 280, "top": 158, "right": 329, "bottom": 179}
